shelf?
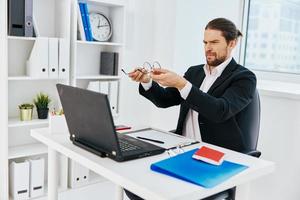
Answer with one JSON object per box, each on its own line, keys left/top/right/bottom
{"left": 8, "top": 179, "right": 114, "bottom": 200}
{"left": 8, "top": 117, "right": 49, "bottom": 128}
{"left": 76, "top": 40, "right": 123, "bottom": 47}
{"left": 76, "top": 75, "right": 121, "bottom": 80}
{"left": 88, "top": 172, "right": 107, "bottom": 185}
{"left": 8, "top": 143, "right": 48, "bottom": 159}
{"left": 9, "top": 184, "right": 67, "bottom": 200}
{"left": 7, "top": 36, "right": 36, "bottom": 41}
{"left": 86, "top": 0, "right": 126, "bottom": 7}
{"left": 8, "top": 76, "right": 66, "bottom": 81}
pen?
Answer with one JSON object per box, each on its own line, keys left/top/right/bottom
{"left": 137, "top": 136, "right": 165, "bottom": 144}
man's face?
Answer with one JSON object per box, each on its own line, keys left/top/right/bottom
{"left": 203, "top": 29, "right": 236, "bottom": 67}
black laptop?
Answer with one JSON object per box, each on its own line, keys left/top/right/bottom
{"left": 56, "top": 84, "right": 165, "bottom": 162}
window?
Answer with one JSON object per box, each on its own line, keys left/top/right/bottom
{"left": 244, "top": 0, "right": 300, "bottom": 74}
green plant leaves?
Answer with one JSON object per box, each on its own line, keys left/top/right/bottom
{"left": 33, "top": 92, "right": 51, "bottom": 109}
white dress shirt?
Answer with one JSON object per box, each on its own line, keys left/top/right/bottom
{"left": 141, "top": 56, "right": 233, "bottom": 141}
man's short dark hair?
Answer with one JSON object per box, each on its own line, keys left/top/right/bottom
{"left": 205, "top": 18, "right": 242, "bottom": 43}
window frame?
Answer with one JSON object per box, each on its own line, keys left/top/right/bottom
{"left": 239, "top": 0, "right": 300, "bottom": 83}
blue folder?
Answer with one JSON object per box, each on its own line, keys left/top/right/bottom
{"left": 150, "top": 148, "right": 248, "bottom": 188}
{"left": 82, "top": 3, "right": 93, "bottom": 41}
{"left": 79, "top": 3, "right": 89, "bottom": 41}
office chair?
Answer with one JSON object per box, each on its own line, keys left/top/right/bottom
{"left": 125, "top": 90, "right": 261, "bottom": 200}
{"left": 202, "top": 89, "right": 261, "bottom": 200}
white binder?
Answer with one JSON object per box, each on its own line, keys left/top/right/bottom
{"left": 48, "top": 38, "right": 59, "bottom": 78}
{"left": 9, "top": 160, "right": 30, "bottom": 200}
{"left": 24, "top": 0, "right": 33, "bottom": 37}
{"left": 29, "top": 158, "right": 45, "bottom": 198}
{"left": 100, "top": 81, "right": 109, "bottom": 95}
{"left": 58, "top": 154, "right": 68, "bottom": 190}
{"left": 109, "top": 81, "right": 119, "bottom": 115}
{"left": 58, "top": 38, "right": 70, "bottom": 79}
{"left": 68, "top": 159, "right": 89, "bottom": 188}
{"left": 87, "top": 81, "right": 101, "bottom": 93}
{"left": 26, "top": 37, "right": 49, "bottom": 78}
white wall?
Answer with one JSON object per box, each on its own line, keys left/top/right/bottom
{"left": 246, "top": 93, "right": 300, "bottom": 200}
{"left": 117, "top": 0, "right": 156, "bottom": 126}
{"left": 148, "top": 0, "right": 244, "bottom": 132}
{"left": 173, "top": 0, "right": 243, "bottom": 75}
{"left": 125, "top": 1, "right": 300, "bottom": 200}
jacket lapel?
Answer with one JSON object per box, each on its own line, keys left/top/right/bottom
{"left": 207, "top": 58, "right": 238, "bottom": 94}
{"left": 193, "top": 66, "right": 206, "bottom": 88}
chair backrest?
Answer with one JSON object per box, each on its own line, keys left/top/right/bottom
{"left": 236, "top": 89, "right": 261, "bottom": 152}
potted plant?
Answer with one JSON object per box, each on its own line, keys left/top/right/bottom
{"left": 34, "top": 92, "right": 51, "bottom": 119}
{"left": 18, "top": 103, "right": 34, "bottom": 121}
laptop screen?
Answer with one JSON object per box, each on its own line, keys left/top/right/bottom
{"left": 56, "top": 84, "right": 120, "bottom": 155}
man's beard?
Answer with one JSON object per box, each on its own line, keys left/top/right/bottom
{"left": 206, "top": 55, "right": 226, "bottom": 67}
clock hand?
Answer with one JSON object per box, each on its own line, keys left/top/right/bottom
{"left": 98, "top": 25, "right": 109, "bottom": 27}
{"left": 97, "top": 19, "right": 101, "bottom": 28}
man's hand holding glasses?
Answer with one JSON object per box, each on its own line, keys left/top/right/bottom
{"left": 151, "top": 68, "right": 187, "bottom": 90}
{"left": 122, "top": 61, "right": 188, "bottom": 90}
{"left": 126, "top": 67, "right": 152, "bottom": 83}
{"left": 122, "top": 61, "right": 163, "bottom": 83}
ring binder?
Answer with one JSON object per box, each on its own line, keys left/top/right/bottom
{"left": 9, "top": 160, "right": 30, "bottom": 199}
{"left": 29, "top": 158, "right": 45, "bottom": 198}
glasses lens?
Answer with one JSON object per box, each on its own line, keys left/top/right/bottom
{"left": 142, "top": 62, "right": 152, "bottom": 72}
{"left": 152, "top": 61, "right": 161, "bottom": 69}
{"left": 167, "top": 149, "right": 176, "bottom": 157}
{"left": 167, "top": 146, "right": 184, "bottom": 157}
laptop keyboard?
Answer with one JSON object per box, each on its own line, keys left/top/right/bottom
{"left": 119, "top": 140, "right": 141, "bottom": 152}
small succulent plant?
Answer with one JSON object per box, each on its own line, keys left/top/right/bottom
{"left": 18, "top": 103, "right": 34, "bottom": 109}
{"left": 34, "top": 92, "right": 51, "bottom": 109}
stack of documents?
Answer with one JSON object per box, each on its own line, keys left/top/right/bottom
{"left": 151, "top": 148, "right": 248, "bottom": 188}
{"left": 126, "top": 128, "right": 197, "bottom": 149}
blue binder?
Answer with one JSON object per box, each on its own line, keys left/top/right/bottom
{"left": 151, "top": 148, "right": 248, "bottom": 188}
{"left": 82, "top": 3, "right": 93, "bottom": 41}
{"left": 79, "top": 3, "right": 89, "bottom": 41}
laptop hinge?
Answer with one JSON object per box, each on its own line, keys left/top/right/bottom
{"left": 73, "top": 137, "right": 108, "bottom": 158}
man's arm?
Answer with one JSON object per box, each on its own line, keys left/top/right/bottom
{"left": 127, "top": 67, "right": 183, "bottom": 108}
{"left": 151, "top": 67, "right": 257, "bottom": 123}
{"left": 185, "top": 70, "right": 257, "bottom": 123}
{"left": 139, "top": 81, "right": 182, "bottom": 108}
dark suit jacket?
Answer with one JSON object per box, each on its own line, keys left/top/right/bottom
{"left": 139, "top": 58, "right": 257, "bottom": 152}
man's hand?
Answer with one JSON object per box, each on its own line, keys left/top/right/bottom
{"left": 151, "top": 68, "right": 187, "bottom": 90}
{"left": 128, "top": 68, "right": 151, "bottom": 83}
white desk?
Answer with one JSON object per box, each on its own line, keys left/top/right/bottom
{"left": 31, "top": 128, "right": 275, "bottom": 200}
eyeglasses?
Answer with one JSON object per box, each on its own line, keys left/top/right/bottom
{"left": 166, "top": 146, "right": 185, "bottom": 157}
{"left": 166, "top": 141, "right": 200, "bottom": 157}
{"left": 121, "top": 61, "right": 162, "bottom": 75}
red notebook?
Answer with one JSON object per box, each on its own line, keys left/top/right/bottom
{"left": 192, "top": 146, "right": 225, "bottom": 165}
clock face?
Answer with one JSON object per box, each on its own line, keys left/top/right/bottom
{"left": 89, "top": 13, "right": 112, "bottom": 41}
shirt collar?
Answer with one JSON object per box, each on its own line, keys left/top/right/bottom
{"left": 204, "top": 56, "right": 233, "bottom": 76}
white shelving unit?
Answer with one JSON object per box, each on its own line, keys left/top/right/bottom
{"left": 0, "top": 0, "right": 8, "bottom": 198}
{"left": 76, "top": 40, "right": 123, "bottom": 46}
{"left": 8, "top": 118, "right": 49, "bottom": 128}
{"left": 1, "top": 0, "right": 126, "bottom": 199}
{"left": 8, "top": 143, "right": 48, "bottom": 160}
{"left": 8, "top": 76, "right": 68, "bottom": 81}
{"left": 2, "top": 0, "right": 72, "bottom": 199}
{"left": 8, "top": 36, "right": 37, "bottom": 41}
{"left": 76, "top": 75, "right": 121, "bottom": 80}
{"left": 70, "top": 0, "right": 125, "bottom": 117}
